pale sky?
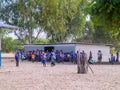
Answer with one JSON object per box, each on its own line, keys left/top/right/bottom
{"left": 0, "top": 20, "right": 47, "bottom": 39}
{"left": 7, "top": 31, "right": 47, "bottom": 39}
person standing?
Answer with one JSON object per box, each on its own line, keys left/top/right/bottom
{"left": 109, "top": 54, "right": 115, "bottom": 64}
{"left": 31, "top": 53, "right": 35, "bottom": 63}
{"left": 51, "top": 54, "right": 55, "bottom": 67}
{"left": 89, "top": 51, "right": 92, "bottom": 60}
{"left": 97, "top": 50, "right": 102, "bottom": 62}
{"left": 15, "top": 52, "right": 19, "bottom": 67}
{"left": 88, "top": 51, "right": 94, "bottom": 64}
{"left": 41, "top": 53, "right": 46, "bottom": 67}
{"left": 116, "top": 50, "right": 119, "bottom": 62}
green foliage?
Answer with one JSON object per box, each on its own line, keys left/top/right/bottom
{"left": 34, "top": 38, "right": 49, "bottom": 44}
{"left": 42, "top": 0, "right": 88, "bottom": 43}
{"left": 110, "top": 47, "right": 116, "bottom": 54}
{"left": 90, "top": 0, "right": 120, "bottom": 29}
{"left": 89, "top": 0, "right": 120, "bottom": 48}
{"left": 1, "top": 37, "right": 14, "bottom": 53}
{"left": 81, "top": 20, "right": 94, "bottom": 43}
{"left": 1, "top": 37, "right": 23, "bottom": 53}
{"left": 0, "top": 0, "right": 88, "bottom": 43}
{"left": 0, "top": 0, "right": 43, "bottom": 44}
{"left": 93, "top": 26, "right": 110, "bottom": 43}
{"left": 12, "top": 39, "right": 23, "bottom": 51}
{"left": 39, "top": 0, "right": 84, "bottom": 42}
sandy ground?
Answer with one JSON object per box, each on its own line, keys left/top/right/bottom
{"left": 0, "top": 58, "right": 120, "bottom": 90}
{"left": 2, "top": 53, "right": 15, "bottom": 57}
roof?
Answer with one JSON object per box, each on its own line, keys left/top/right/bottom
{"left": 0, "top": 23, "right": 18, "bottom": 30}
{"left": 24, "top": 43, "right": 112, "bottom": 46}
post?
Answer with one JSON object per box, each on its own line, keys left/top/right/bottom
{"left": 0, "top": 28, "right": 2, "bottom": 67}
{"left": 77, "top": 51, "right": 88, "bottom": 74}
{"left": 77, "top": 51, "right": 80, "bottom": 73}
{"left": 0, "top": 24, "right": 18, "bottom": 68}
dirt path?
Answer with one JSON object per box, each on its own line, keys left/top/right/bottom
{"left": 0, "top": 59, "right": 120, "bottom": 90}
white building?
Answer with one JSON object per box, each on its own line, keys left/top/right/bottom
{"left": 24, "top": 43, "right": 111, "bottom": 61}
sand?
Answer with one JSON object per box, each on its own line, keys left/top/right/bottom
{"left": 0, "top": 59, "right": 120, "bottom": 90}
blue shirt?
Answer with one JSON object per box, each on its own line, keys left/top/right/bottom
{"left": 15, "top": 54, "right": 19, "bottom": 61}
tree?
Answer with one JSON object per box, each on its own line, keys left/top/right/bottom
{"left": 1, "top": 37, "right": 23, "bottom": 53}
{"left": 1, "top": 37, "right": 13, "bottom": 53}
{"left": 43, "top": 0, "right": 87, "bottom": 42}
{"left": 12, "top": 39, "right": 23, "bottom": 52}
{"left": 76, "top": 20, "right": 94, "bottom": 43}
{"left": 35, "top": 38, "right": 49, "bottom": 44}
{"left": 0, "top": 0, "right": 89, "bottom": 43}
{"left": 92, "top": 26, "right": 117, "bottom": 43}
{"left": 39, "top": 0, "right": 87, "bottom": 43}
{"left": 90, "top": 0, "right": 120, "bottom": 40}
{"left": 0, "top": 0, "right": 43, "bottom": 44}
{"left": 90, "top": 0, "right": 120, "bottom": 27}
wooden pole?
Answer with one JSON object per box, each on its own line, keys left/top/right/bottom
{"left": 77, "top": 51, "right": 88, "bottom": 74}
{"left": 77, "top": 51, "right": 80, "bottom": 73}
{"left": 87, "top": 63, "right": 94, "bottom": 74}
{"left": 0, "top": 28, "right": 2, "bottom": 67}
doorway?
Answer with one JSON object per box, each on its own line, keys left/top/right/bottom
{"left": 44, "top": 46, "right": 54, "bottom": 52}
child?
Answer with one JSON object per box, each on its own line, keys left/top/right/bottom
{"left": 31, "top": 53, "right": 35, "bottom": 62}
{"left": 51, "top": 54, "right": 55, "bottom": 67}
{"left": 15, "top": 52, "right": 19, "bottom": 67}
{"left": 97, "top": 50, "right": 102, "bottom": 62}
{"left": 41, "top": 53, "right": 46, "bottom": 67}
{"left": 109, "top": 54, "right": 115, "bottom": 64}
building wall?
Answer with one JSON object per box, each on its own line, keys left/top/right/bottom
{"left": 75, "top": 44, "right": 110, "bottom": 61}
{"left": 53, "top": 44, "right": 75, "bottom": 52}
{"left": 24, "top": 44, "right": 111, "bottom": 61}
{"left": 24, "top": 44, "right": 75, "bottom": 53}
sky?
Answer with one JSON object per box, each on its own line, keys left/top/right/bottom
{"left": 7, "top": 31, "right": 47, "bottom": 39}
{"left": 7, "top": 32, "right": 17, "bottom": 39}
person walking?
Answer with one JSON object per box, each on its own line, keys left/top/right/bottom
{"left": 116, "top": 50, "right": 119, "bottom": 62}
{"left": 51, "top": 54, "right": 56, "bottom": 67}
{"left": 41, "top": 53, "right": 47, "bottom": 67}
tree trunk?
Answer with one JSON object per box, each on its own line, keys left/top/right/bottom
{"left": 77, "top": 52, "right": 80, "bottom": 73}
{"left": 77, "top": 52, "right": 88, "bottom": 74}
{"left": 0, "top": 29, "right": 1, "bottom": 50}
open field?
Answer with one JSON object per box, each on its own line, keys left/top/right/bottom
{"left": 0, "top": 58, "right": 120, "bottom": 90}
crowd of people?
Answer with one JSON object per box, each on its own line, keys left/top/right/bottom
{"left": 15, "top": 49, "right": 77, "bottom": 67}
{"left": 14, "top": 49, "right": 119, "bottom": 67}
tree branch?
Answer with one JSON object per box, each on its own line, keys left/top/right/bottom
{"left": 34, "top": 28, "right": 43, "bottom": 42}
{"left": 14, "top": 30, "right": 25, "bottom": 44}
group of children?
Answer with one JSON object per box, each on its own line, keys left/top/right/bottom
{"left": 15, "top": 51, "right": 56, "bottom": 67}
{"left": 15, "top": 49, "right": 119, "bottom": 66}
{"left": 19, "top": 51, "right": 57, "bottom": 67}
{"left": 40, "top": 52, "right": 56, "bottom": 67}
{"left": 22, "top": 49, "right": 76, "bottom": 62}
